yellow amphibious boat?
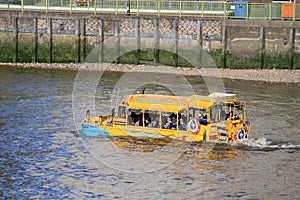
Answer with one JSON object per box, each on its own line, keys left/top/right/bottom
{"left": 82, "top": 92, "right": 251, "bottom": 143}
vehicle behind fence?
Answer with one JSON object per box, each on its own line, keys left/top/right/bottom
{"left": 0, "top": 0, "right": 299, "bottom": 20}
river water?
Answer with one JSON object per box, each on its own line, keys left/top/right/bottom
{"left": 0, "top": 66, "right": 299, "bottom": 199}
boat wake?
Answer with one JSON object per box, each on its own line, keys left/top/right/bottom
{"left": 238, "top": 137, "right": 300, "bottom": 150}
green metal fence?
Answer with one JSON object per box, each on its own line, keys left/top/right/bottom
{"left": 0, "top": 0, "right": 299, "bottom": 20}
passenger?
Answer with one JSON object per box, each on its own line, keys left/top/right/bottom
{"left": 234, "top": 113, "right": 240, "bottom": 120}
{"left": 179, "top": 118, "right": 186, "bottom": 131}
{"left": 150, "top": 117, "right": 159, "bottom": 128}
{"left": 144, "top": 116, "right": 151, "bottom": 126}
{"left": 227, "top": 111, "right": 234, "bottom": 120}
{"left": 135, "top": 119, "right": 143, "bottom": 126}
{"left": 170, "top": 121, "right": 176, "bottom": 129}
{"left": 84, "top": 110, "right": 91, "bottom": 122}
{"left": 135, "top": 120, "right": 140, "bottom": 126}
{"left": 130, "top": 111, "right": 137, "bottom": 125}
{"left": 199, "top": 114, "right": 208, "bottom": 125}
{"left": 164, "top": 117, "right": 172, "bottom": 129}
{"left": 170, "top": 114, "right": 177, "bottom": 129}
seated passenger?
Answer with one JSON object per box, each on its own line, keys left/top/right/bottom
{"left": 135, "top": 119, "right": 143, "bottom": 126}
{"left": 179, "top": 118, "right": 186, "bottom": 131}
{"left": 164, "top": 117, "right": 172, "bottom": 129}
{"left": 150, "top": 117, "right": 159, "bottom": 128}
{"left": 135, "top": 120, "right": 139, "bottom": 126}
{"left": 170, "top": 122, "right": 176, "bottom": 130}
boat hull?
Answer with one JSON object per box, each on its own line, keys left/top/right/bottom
{"left": 82, "top": 123, "right": 109, "bottom": 137}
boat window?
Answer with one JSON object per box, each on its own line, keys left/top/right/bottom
{"left": 188, "top": 107, "right": 207, "bottom": 120}
{"left": 162, "top": 112, "right": 177, "bottom": 129}
{"left": 118, "top": 106, "right": 126, "bottom": 119}
{"left": 210, "top": 104, "right": 221, "bottom": 123}
{"left": 234, "top": 102, "right": 245, "bottom": 120}
{"left": 220, "top": 102, "right": 244, "bottom": 121}
{"left": 128, "top": 109, "right": 142, "bottom": 126}
{"left": 145, "top": 110, "right": 160, "bottom": 128}
{"left": 220, "top": 103, "right": 230, "bottom": 120}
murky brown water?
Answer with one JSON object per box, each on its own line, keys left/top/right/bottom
{"left": 1, "top": 66, "right": 299, "bottom": 199}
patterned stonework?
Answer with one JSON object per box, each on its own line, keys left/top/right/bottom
{"left": 0, "top": 18, "right": 12, "bottom": 31}
{"left": 178, "top": 19, "right": 197, "bottom": 35}
{"left": 120, "top": 18, "right": 134, "bottom": 32}
{"left": 52, "top": 19, "right": 75, "bottom": 31}
{"left": 159, "top": 18, "right": 172, "bottom": 34}
{"left": 202, "top": 20, "right": 221, "bottom": 36}
{"left": 37, "top": 19, "right": 47, "bottom": 30}
{"left": 86, "top": 18, "right": 99, "bottom": 31}
{"left": 140, "top": 18, "right": 154, "bottom": 33}
{"left": 18, "top": 18, "right": 32, "bottom": 31}
{"left": 0, "top": 17, "right": 222, "bottom": 37}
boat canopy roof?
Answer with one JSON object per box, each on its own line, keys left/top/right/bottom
{"left": 189, "top": 92, "right": 237, "bottom": 109}
{"left": 123, "top": 94, "right": 189, "bottom": 113}
{"left": 191, "top": 92, "right": 236, "bottom": 102}
{"left": 120, "top": 92, "right": 240, "bottom": 112}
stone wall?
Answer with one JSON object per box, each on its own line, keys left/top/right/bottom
{"left": 0, "top": 11, "right": 299, "bottom": 68}
{"left": 0, "top": 16, "right": 222, "bottom": 38}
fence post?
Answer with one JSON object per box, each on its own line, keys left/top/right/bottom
{"left": 158, "top": 0, "right": 160, "bottom": 17}
{"left": 289, "top": 28, "right": 295, "bottom": 69}
{"left": 75, "top": 19, "right": 81, "bottom": 63}
{"left": 99, "top": 19, "right": 104, "bottom": 63}
{"left": 32, "top": 18, "right": 38, "bottom": 63}
{"left": 115, "top": 20, "right": 120, "bottom": 63}
{"left": 116, "top": 0, "right": 118, "bottom": 15}
{"left": 81, "top": 19, "right": 86, "bottom": 59}
{"left": 293, "top": 3, "right": 295, "bottom": 21}
{"left": 179, "top": 1, "right": 182, "bottom": 18}
{"left": 259, "top": 25, "right": 266, "bottom": 69}
{"left": 269, "top": 3, "right": 272, "bottom": 20}
{"left": 224, "top": 2, "right": 226, "bottom": 19}
{"left": 70, "top": 0, "right": 73, "bottom": 14}
{"left": 94, "top": 0, "right": 97, "bottom": 14}
{"left": 154, "top": 18, "right": 160, "bottom": 64}
{"left": 202, "top": 2, "right": 204, "bottom": 18}
{"left": 21, "top": 0, "right": 24, "bottom": 12}
{"left": 13, "top": 17, "right": 18, "bottom": 63}
{"left": 137, "top": 0, "right": 139, "bottom": 16}
{"left": 246, "top": 3, "right": 249, "bottom": 19}
{"left": 46, "top": 0, "right": 48, "bottom": 13}
{"left": 135, "top": 18, "right": 140, "bottom": 65}
{"left": 222, "top": 25, "right": 227, "bottom": 68}
{"left": 197, "top": 20, "right": 202, "bottom": 46}
{"left": 47, "top": 18, "right": 53, "bottom": 63}
{"left": 173, "top": 19, "right": 179, "bottom": 67}
{"left": 197, "top": 20, "right": 203, "bottom": 67}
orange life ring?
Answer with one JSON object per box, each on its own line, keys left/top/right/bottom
{"left": 188, "top": 118, "right": 200, "bottom": 135}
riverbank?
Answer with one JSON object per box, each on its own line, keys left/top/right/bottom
{"left": 1, "top": 62, "right": 300, "bottom": 85}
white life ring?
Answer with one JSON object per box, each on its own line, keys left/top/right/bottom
{"left": 188, "top": 118, "right": 200, "bottom": 135}
{"left": 236, "top": 129, "right": 246, "bottom": 141}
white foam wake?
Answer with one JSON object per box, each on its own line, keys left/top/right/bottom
{"left": 239, "top": 137, "right": 300, "bottom": 149}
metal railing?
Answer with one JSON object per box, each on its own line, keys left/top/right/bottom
{"left": 0, "top": 0, "right": 299, "bottom": 20}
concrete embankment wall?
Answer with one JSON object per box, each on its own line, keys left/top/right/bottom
{"left": 0, "top": 11, "right": 299, "bottom": 69}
